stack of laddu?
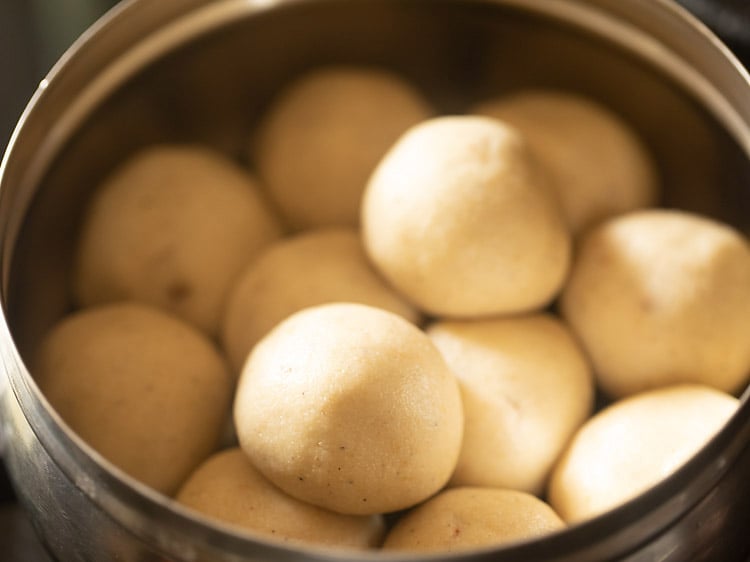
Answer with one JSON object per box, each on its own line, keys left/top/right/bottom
{"left": 32, "top": 65, "right": 750, "bottom": 554}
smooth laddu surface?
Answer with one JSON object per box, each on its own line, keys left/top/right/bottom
{"left": 252, "top": 65, "right": 433, "bottom": 229}
{"left": 562, "top": 209, "right": 750, "bottom": 398}
{"left": 472, "top": 89, "right": 658, "bottom": 234}
{"left": 177, "top": 448, "right": 385, "bottom": 549}
{"left": 383, "top": 486, "right": 564, "bottom": 552}
{"left": 548, "top": 384, "right": 739, "bottom": 523}
{"left": 74, "top": 145, "right": 282, "bottom": 336}
{"left": 233, "top": 303, "right": 463, "bottom": 515}
{"left": 33, "top": 302, "right": 233, "bottom": 496}
{"left": 428, "top": 314, "right": 593, "bottom": 495}
{"left": 221, "top": 227, "right": 419, "bottom": 375}
{"left": 362, "top": 115, "right": 571, "bottom": 318}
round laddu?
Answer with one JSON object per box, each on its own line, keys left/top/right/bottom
{"left": 561, "top": 209, "right": 750, "bottom": 398}
{"left": 361, "top": 115, "right": 571, "bottom": 318}
{"left": 33, "top": 302, "right": 233, "bottom": 496}
{"left": 221, "top": 227, "right": 420, "bottom": 375}
{"left": 252, "top": 65, "right": 433, "bottom": 229}
{"left": 427, "top": 314, "right": 593, "bottom": 495}
{"left": 176, "top": 448, "right": 384, "bottom": 549}
{"left": 233, "top": 303, "right": 463, "bottom": 515}
{"left": 472, "top": 89, "right": 658, "bottom": 234}
{"left": 73, "top": 144, "right": 282, "bottom": 336}
{"left": 382, "top": 486, "right": 564, "bottom": 553}
{"left": 548, "top": 384, "right": 738, "bottom": 523}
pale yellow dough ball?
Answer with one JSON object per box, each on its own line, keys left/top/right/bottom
{"left": 561, "top": 209, "right": 750, "bottom": 398}
{"left": 221, "top": 227, "right": 419, "bottom": 374}
{"left": 252, "top": 65, "right": 433, "bottom": 229}
{"left": 548, "top": 384, "right": 738, "bottom": 523}
{"left": 176, "top": 448, "right": 384, "bottom": 549}
{"left": 472, "top": 89, "right": 658, "bottom": 234}
{"left": 233, "top": 303, "right": 463, "bottom": 515}
{"left": 427, "top": 314, "right": 593, "bottom": 495}
{"left": 383, "top": 486, "right": 564, "bottom": 553}
{"left": 34, "top": 303, "right": 233, "bottom": 495}
{"left": 362, "top": 115, "right": 571, "bottom": 318}
{"left": 74, "top": 144, "right": 282, "bottom": 336}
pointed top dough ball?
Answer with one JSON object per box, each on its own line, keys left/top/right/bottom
{"left": 73, "top": 144, "right": 283, "bottom": 336}
{"left": 383, "top": 487, "right": 564, "bottom": 553}
{"left": 233, "top": 303, "right": 463, "bottom": 515}
{"left": 362, "top": 115, "right": 571, "bottom": 318}
{"left": 221, "top": 227, "right": 420, "bottom": 374}
{"left": 427, "top": 314, "right": 593, "bottom": 495}
{"left": 176, "top": 448, "right": 384, "bottom": 549}
{"left": 34, "top": 302, "right": 232, "bottom": 495}
{"left": 548, "top": 384, "right": 739, "bottom": 523}
{"left": 252, "top": 65, "right": 434, "bottom": 229}
{"left": 561, "top": 209, "right": 750, "bottom": 398}
{"left": 472, "top": 90, "right": 659, "bottom": 234}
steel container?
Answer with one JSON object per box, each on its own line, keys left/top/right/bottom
{"left": 1, "top": 0, "right": 749, "bottom": 560}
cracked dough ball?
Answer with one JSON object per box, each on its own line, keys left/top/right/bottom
{"left": 74, "top": 144, "right": 282, "bottom": 336}
{"left": 427, "top": 314, "right": 593, "bottom": 495}
{"left": 252, "top": 65, "right": 433, "bottom": 229}
{"left": 34, "top": 302, "right": 232, "bottom": 495}
{"left": 362, "top": 115, "right": 570, "bottom": 317}
{"left": 221, "top": 227, "right": 419, "bottom": 374}
{"left": 383, "top": 486, "right": 564, "bottom": 553}
{"left": 176, "top": 448, "right": 384, "bottom": 549}
{"left": 561, "top": 209, "right": 750, "bottom": 398}
{"left": 234, "top": 303, "right": 463, "bottom": 515}
{"left": 472, "top": 90, "right": 658, "bottom": 234}
{"left": 548, "top": 384, "right": 738, "bottom": 523}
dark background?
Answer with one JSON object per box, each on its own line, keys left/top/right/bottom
{"left": 0, "top": 0, "right": 749, "bottom": 560}
{"left": 2, "top": 0, "right": 750, "bottom": 156}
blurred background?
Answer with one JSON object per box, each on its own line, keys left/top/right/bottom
{"left": 1, "top": 0, "right": 120, "bottom": 153}
{"left": 0, "top": 0, "right": 749, "bottom": 560}
{"left": 2, "top": 0, "right": 750, "bottom": 165}
{"left": 1, "top": 0, "right": 750, "bottom": 155}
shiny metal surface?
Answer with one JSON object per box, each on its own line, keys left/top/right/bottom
{"left": 1, "top": 0, "right": 749, "bottom": 561}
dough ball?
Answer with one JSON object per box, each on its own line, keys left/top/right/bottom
{"left": 252, "top": 65, "right": 433, "bottom": 229}
{"left": 548, "top": 384, "right": 738, "bottom": 523}
{"left": 34, "top": 302, "right": 233, "bottom": 495}
{"left": 176, "top": 448, "right": 384, "bottom": 549}
{"left": 383, "top": 486, "right": 564, "bottom": 553}
{"left": 561, "top": 209, "right": 750, "bottom": 398}
{"left": 427, "top": 314, "right": 593, "bottom": 495}
{"left": 74, "top": 144, "right": 282, "bottom": 336}
{"left": 221, "top": 227, "right": 420, "bottom": 374}
{"left": 362, "top": 115, "right": 571, "bottom": 318}
{"left": 472, "top": 89, "right": 658, "bottom": 234}
{"left": 234, "top": 303, "right": 463, "bottom": 515}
